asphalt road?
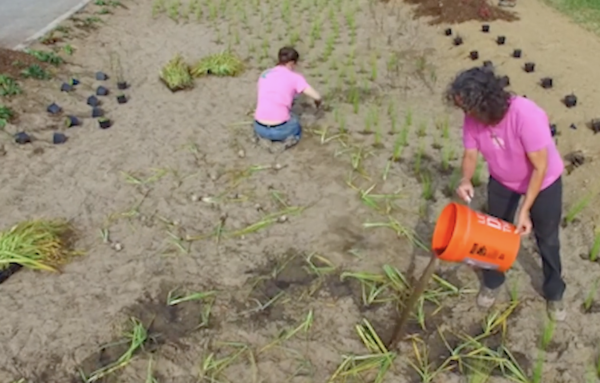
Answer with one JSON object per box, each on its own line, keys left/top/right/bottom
{"left": 0, "top": 0, "right": 87, "bottom": 48}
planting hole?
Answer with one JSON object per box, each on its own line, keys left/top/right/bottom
{"left": 590, "top": 119, "right": 600, "bottom": 134}
{"left": 496, "top": 36, "right": 506, "bottom": 45}
{"left": 117, "top": 81, "right": 128, "bottom": 90}
{"left": 570, "top": 123, "right": 577, "bottom": 130}
{"left": 469, "top": 51, "right": 479, "bottom": 60}
{"left": 524, "top": 62, "right": 535, "bottom": 73}
{"left": 541, "top": 77, "right": 553, "bottom": 88}
{"left": 499, "top": 75, "right": 510, "bottom": 87}
{"left": 563, "top": 94, "right": 577, "bottom": 108}
{"left": 512, "top": 49, "right": 522, "bottom": 58}
{"left": 453, "top": 36, "right": 463, "bottom": 46}
{"left": 444, "top": 28, "right": 452, "bottom": 36}
{"left": 482, "top": 24, "right": 490, "bottom": 32}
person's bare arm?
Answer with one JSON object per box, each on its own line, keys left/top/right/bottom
{"left": 521, "top": 149, "right": 548, "bottom": 212}
{"left": 302, "top": 85, "right": 321, "bottom": 101}
{"left": 461, "top": 149, "right": 478, "bottom": 181}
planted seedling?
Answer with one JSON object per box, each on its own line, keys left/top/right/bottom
{"left": 541, "top": 77, "right": 553, "bottom": 89}
{"left": 14, "top": 132, "right": 31, "bottom": 144}
{"left": 98, "top": 117, "right": 111, "bottom": 129}
{"left": 482, "top": 24, "right": 490, "bottom": 32}
{"left": 116, "top": 94, "right": 127, "bottom": 104}
{"left": 70, "top": 78, "right": 80, "bottom": 86}
{"left": 444, "top": 28, "right": 452, "bottom": 36}
{"left": 47, "top": 102, "right": 62, "bottom": 115}
{"left": 496, "top": 36, "right": 506, "bottom": 45}
{"left": 92, "top": 107, "right": 104, "bottom": 118}
{"left": 95, "top": 71, "right": 109, "bottom": 81}
{"left": 453, "top": 36, "right": 463, "bottom": 46}
{"left": 549, "top": 124, "right": 557, "bottom": 137}
{"left": 563, "top": 94, "right": 577, "bottom": 108}
{"left": 524, "top": 62, "right": 535, "bottom": 73}
{"left": 87, "top": 95, "right": 100, "bottom": 107}
{"left": 582, "top": 279, "right": 599, "bottom": 313}
{"left": 590, "top": 119, "right": 600, "bottom": 134}
{"left": 512, "top": 49, "right": 522, "bottom": 58}
{"left": 53, "top": 132, "right": 68, "bottom": 144}
{"left": 589, "top": 230, "right": 600, "bottom": 262}
{"left": 65, "top": 115, "right": 80, "bottom": 127}
{"left": 0, "top": 74, "right": 21, "bottom": 96}
{"left": 469, "top": 51, "right": 479, "bottom": 60}
{"left": 60, "top": 83, "right": 73, "bottom": 92}
{"left": 499, "top": 75, "right": 510, "bottom": 87}
{"left": 96, "top": 86, "right": 109, "bottom": 96}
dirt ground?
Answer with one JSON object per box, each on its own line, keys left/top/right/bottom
{"left": 1, "top": 0, "right": 600, "bottom": 382}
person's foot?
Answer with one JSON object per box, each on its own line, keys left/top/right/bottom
{"left": 477, "top": 286, "right": 500, "bottom": 308}
{"left": 498, "top": 0, "right": 516, "bottom": 7}
{"left": 547, "top": 300, "right": 567, "bottom": 322}
{"left": 283, "top": 136, "right": 300, "bottom": 149}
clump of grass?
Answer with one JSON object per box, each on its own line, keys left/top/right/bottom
{"left": 0, "top": 219, "right": 79, "bottom": 272}
{"left": 564, "top": 192, "right": 595, "bottom": 226}
{"left": 589, "top": 229, "right": 600, "bottom": 261}
{"left": 21, "top": 64, "right": 51, "bottom": 79}
{"left": 583, "top": 278, "right": 599, "bottom": 313}
{"left": 159, "top": 54, "right": 194, "bottom": 91}
{"left": 0, "top": 75, "right": 22, "bottom": 96}
{"left": 0, "top": 104, "right": 15, "bottom": 128}
{"left": 190, "top": 51, "right": 244, "bottom": 77}
{"left": 26, "top": 49, "right": 63, "bottom": 65}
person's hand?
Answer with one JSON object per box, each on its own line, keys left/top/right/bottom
{"left": 515, "top": 209, "right": 532, "bottom": 235}
{"left": 314, "top": 98, "right": 323, "bottom": 109}
{"left": 456, "top": 179, "right": 474, "bottom": 203}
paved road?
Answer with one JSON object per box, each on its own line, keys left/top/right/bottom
{"left": 0, "top": 0, "right": 87, "bottom": 48}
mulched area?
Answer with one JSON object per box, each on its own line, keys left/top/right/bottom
{"left": 0, "top": 48, "right": 46, "bottom": 78}
{"left": 401, "top": 0, "right": 519, "bottom": 24}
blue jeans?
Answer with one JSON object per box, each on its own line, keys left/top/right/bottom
{"left": 254, "top": 115, "right": 301, "bottom": 142}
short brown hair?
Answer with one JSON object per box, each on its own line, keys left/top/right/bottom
{"left": 277, "top": 47, "right": 300, "bottom": 65}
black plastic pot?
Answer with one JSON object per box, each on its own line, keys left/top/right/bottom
{"left": 65, "top": 115, "right": 80, "bottom": 128}
{"left": 591, "top": 119, "right": 600, "bottom": 134}
{"left": 47, "top": 103, "right": 62, "bottom": 115}
{"left": 496, "top": 36, "right": 506, "bottom": 45}
{"left": 524, "top": 62, "right": 535, "bottom": 73}
{"left": 53, "top": 132, "right": 68, "bottom": 144}
{"left": 98, "top": 118, "right": 111, "bottom": 129}
{"left": 550, "top": 124, "right": 557, "bottom": 137}
{"left": 570, "top": 123, "right": 577, "bottom": 130}
{"left": 96, "top": 86, "right": 109, "bottom": 96}
{"left": 116, "top": 94, "right": 127, "bottom": 104}
{"left": 499, "top": 75, "right": 510, "bottom": 88}
{"left": 444, "top": 28, "right": 452, "bottom": 36}
{"left": 92, "top": 107, "right": 104, "bottom": 118}
{"left": 563, "top": 94, "right": 577, "bottom": 108}
{"left": 95, "top": 71, "right": 109, "bottom": 81}
{"left": 453, "top": 36, "right": 463, "bottom": 46}
{"left": 70, "top": 78, "right": 80, "bottom": 86}
{"left": 541, "top": 77, "right": 553, "bottom": 89}
{"left": 512, "top": 49, "right": 522, "bottom": 58}
{"left": 482, "top": 24, "right": 490, "bottom": 32}
{"left": 61, "top": 83, "right": 73, "bottom": 92}
{"left": 0, "top": 264, "right": 23, "bottom": 285}
{"left": 117, "top": 81, "right": 128, "bottom": 90}
{"left": 469, "top": 51, "right": 479, "bottom": 60}
{"left": 87, "top": 95, "right": 100, "bottom": 107}
{"left": 14, "top": 132, "right": 31, "bottom": 144}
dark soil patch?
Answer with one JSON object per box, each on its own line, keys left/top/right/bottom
{"left": 0, "top": 48, "right": 46, "bottom": 78}
{"left": 75, "top": 285, "right": 210, "bottom": 382}
{"left": 401, "top": 0, "right": 518, "bottom": 25}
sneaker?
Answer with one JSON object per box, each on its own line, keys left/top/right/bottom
{"left": 477, "top": 286, "right": 500, "bottom": 308}
{"left": 547, "top": 300, "right": 567, "bottom": 322}
{"left": 498, "top": 0, "right": 516, "bottom": 6}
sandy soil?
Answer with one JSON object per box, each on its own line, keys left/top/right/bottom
{"left": 1, "top": 0, "right": 600, "bottom": 382}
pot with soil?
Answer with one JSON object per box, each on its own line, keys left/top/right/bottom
{"left": 499, "top": 75, "right": 510, "bottom": 87}
{"left": 482, "top": 24, "right": 490, "bottom": 32}
{"left": 98, "top": 117, "right": 111, "bottom": 129}
{"left": 116, "top": 94, "right": 127, "bottom": 104}
{"left": 61, "top": 83, "right": 73, "bottom": 92}
{"left": 64, "top": 115, "right": 80, "bottom": 128}
{"left": 444, "top": 28, "right": 452, "bottom": 36}
{"left": 117, "top": 81, "right": 129, "bottom": 90}
{"left": 14, "top": 132, "right": 31, "bottom": 144}
{"left": 87, "top": 95, "right": 100, "bottom": 107}
{"left": 47, "top": 103, "right": 62, "bottom": 115}
{"left": 53, "top": 132, "right": 68, "bottom": 144}
{"left": 496, "top": 36, "right": 506, "bottom": 45}
{"left": 469, "top": 51, "right": 479, "bottom": 60}
{"left": 541, "top": 77, "right": 553, "bottom": 89}
{"left": 563, "top": 94, "right": 577, "bottom": 108}
{"left": 92, "top": 107, "right": 104, "bottom": 118}
{"left": 96, "top": 86, "right": 109, "bottom": 96}
{"left": 70, "top": 78, "right": 80, "bottom": 86}
{"left": 590, "top": 119, "right": 600, "bottom": 134}
{"left": 524, "top": 62, "right": 535, "bottom": 73}
{"left": 512, "top": 49, "right": 522, "bottom": 58}
{"left": 453, "top": 36, "right": 463, "bottom": 46}
{"left": 95, "top": 71, "right": 109, "bottom": 81}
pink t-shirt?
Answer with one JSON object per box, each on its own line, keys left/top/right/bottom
{"left": 254, "top": 66, "right": 308, "bottom": 122}
{"left": 462, "top": 96, "right": 564, "bottom": 194}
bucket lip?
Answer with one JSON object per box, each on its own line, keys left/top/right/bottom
{"left": 433, "top": 202, "right": 471, "bottom": 260}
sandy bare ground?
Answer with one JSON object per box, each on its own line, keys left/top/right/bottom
{"left": 1, "top": 0, "right": 600, "bottom": 382}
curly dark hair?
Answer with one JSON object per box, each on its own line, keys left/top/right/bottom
{"left": 444, "top": 66, "right": 512, "bottom": 125}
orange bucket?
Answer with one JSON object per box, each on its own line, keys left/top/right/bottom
{"left": 431, "top": 202, "right": 520, "bottom": 272}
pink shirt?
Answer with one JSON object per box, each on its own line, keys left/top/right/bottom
{"left": 254, "top": 66, "right": 308, "bottom": 122}
{"left": 463, "top": 96, "right": 564, "bottom": 194}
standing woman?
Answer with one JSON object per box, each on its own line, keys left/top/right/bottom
{"left": 446, "top": 66, "right": 567, "bottom": 321}
{"left": 253, "top": 46, "right": 322, "bottom": 149}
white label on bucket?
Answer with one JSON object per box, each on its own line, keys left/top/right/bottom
{"left": 463, "top": 257, "right": 500, "bottom": 270}
{"left": 475, "top": 213, "right": 513, "bottom": 233}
